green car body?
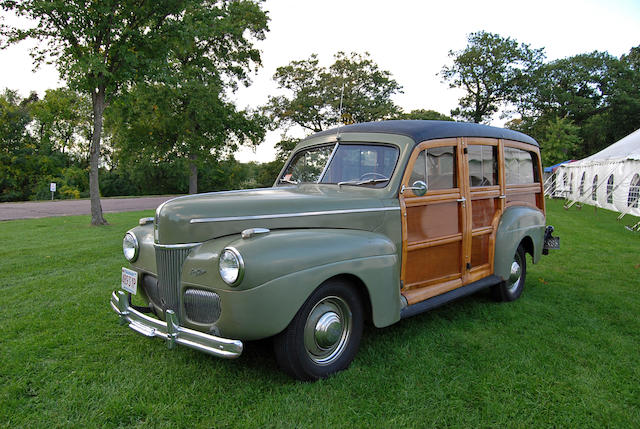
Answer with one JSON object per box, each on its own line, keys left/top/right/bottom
{"left": 112, "top": 120, "right": 554, "bottom": 380}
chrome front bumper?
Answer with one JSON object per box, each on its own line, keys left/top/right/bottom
{"left": 110, "top": 291, "right": 243, "bottom": 359}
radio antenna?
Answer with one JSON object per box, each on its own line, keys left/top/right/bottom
{"left": 336, "top": 83, "right": 345, "bottom": 141}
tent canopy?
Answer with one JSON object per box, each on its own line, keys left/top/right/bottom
{"left": 579, "top": 128, "right": 640, "bottom": 164}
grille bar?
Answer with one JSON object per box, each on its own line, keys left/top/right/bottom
{"left": 155, "top": 245, "right": 195, "bottom": 316}
{"left": 184, "top": 289, "right": 221, "bottom": 324}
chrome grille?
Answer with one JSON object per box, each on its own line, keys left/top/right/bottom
{"left": 155, "top": 245, "right": 194, "bottom": 315}
{"left": 184, "top": 289, "right": 221, "bottom": 324}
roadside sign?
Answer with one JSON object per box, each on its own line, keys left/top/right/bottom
{"left": 50, "top": 182, "right": 57, "bottom": 192}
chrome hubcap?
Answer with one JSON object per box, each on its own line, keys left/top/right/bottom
{"left": 506, "top": 254, "right": 522, "bottom": 293}
{"left": 314, "top": 312, "right": 342, "bottom": 348}
{"left": 304, "top": 296, "right": 352, "bottom": 365}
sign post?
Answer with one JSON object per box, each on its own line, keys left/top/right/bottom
{"left": 50, "top": 182, "right": 56, "bottom": 200}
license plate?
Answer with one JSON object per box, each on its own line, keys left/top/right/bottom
{"left": 544, "top": 236, "right": 560, "bottom": 249}
{"left": 121, "top": 267, "right": 138, "bottom": 295}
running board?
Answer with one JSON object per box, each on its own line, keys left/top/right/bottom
{"left": 400, "top": 275, "right": 502, "bottom": 319}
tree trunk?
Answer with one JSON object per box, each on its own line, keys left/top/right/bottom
{"left": 189, "top": 154, "right": 198, "bottom": 194}
{"left": 89, "top": 86, "right": 108, "bottom": 225}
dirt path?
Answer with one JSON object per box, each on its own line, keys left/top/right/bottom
{"left": 0, "top": 196, "right": 177, "bottom": 221}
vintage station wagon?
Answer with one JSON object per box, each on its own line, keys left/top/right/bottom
{"left": 111, "top": 120, "right": 557, "bottom": 380}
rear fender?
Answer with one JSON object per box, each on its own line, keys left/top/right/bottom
{"left": 494, "top": 206, "right": 545, "bottom": 281}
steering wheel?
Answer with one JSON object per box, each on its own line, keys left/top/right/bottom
{"left": 358, "top": 172, "right": 389, "bottom": 181}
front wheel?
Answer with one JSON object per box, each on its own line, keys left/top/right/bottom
{"left": 273, "top": 280, "right": 364, "bottom": 381}
{"left": 492, "top": 244, "right": 527, "bottom": 302}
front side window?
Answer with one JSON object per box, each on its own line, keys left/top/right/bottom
{"left": 406, "top": 146, "right": 457, "bottom": 191}
{"left": 279, "top": 143, "right": 399, "bottom": 187}
{"left": 426, "top": 146, "right": 457, "bottom": 190}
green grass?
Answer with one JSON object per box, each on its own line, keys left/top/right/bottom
{"left": 1, "top": 200, "right": 638, "bottom": 428}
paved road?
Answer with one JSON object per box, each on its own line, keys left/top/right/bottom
{"left": 0, "top": 196, "right": 177, "bottom": 221}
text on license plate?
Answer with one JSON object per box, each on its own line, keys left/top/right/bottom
{"left": 121, "top": 267, "right": 138, "bottom": 295}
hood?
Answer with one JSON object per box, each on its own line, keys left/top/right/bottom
{"left": 155, "top": 185, "right": 395, "bottom": 244}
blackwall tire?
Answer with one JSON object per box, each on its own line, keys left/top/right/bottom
{"left": 273, "top": 279, "right": 364, "bottom": 381}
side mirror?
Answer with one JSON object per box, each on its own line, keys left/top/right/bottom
{"left": 401, "top": 180, "right": 427, "bottom": 197}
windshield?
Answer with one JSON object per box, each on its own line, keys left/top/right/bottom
{"left": 278, "top": 143, "right": 399, "bottom": 187}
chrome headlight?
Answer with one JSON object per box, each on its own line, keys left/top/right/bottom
{"left": 219, "top": 247, "right": 244, "bottom": 286}
{"left": 123, "top": 231, "right": 139, "bottom": 262}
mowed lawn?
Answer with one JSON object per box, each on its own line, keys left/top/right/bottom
{"left": 1, "top": 199, "right": 638, "bottom": 428}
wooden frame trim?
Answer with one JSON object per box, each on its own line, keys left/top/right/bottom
{"left": 404, "top": 190, "right": 461, "bottom": 206}
{"left": 402, "top": 277, "right": 464, "bottom": 304}
{"left": 408, "top": 233, "right": 463, "bottom": 250}
{"left": 502, "top": 139, "right": 539, "bottom": 151}
{"left": 471, "top": 226, "right": 493, "bottom": 237}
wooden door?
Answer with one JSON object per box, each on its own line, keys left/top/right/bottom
{"left": 464, "top": 138, "right": 502, "bottom": 282}
{"left": 400, "top": 139, "right": 471, "bottom": 305}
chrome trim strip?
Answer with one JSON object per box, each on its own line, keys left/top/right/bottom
{"left": 111, "top": 291, "right": 243, "bottom": 359}
{"left": 153, "top": 242, "right": 202, "bottom": 249}
{"left": 139, "top": 217, "right": 154, "bottom": 226}
{"left": 241, "top": 228, "right": 270, "bottom": 239}
{"left": 190, "top": 206, "right": 401, "bottom": 224}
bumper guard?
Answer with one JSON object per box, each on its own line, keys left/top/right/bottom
{"left": 110, "top": 291, "right": 243, "bottom": 359}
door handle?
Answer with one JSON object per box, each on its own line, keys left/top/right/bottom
{"left": 457, "top": 197, "right": 466, "bottom": 208}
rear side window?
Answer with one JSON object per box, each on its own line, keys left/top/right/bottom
{"left": 467, "top": 145, "right": 497, "bottom": 187}
{"left": 504, "top": 147, "right": 539, "bottom": 185}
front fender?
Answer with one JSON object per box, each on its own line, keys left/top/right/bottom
{"left": 494, "top": 206, "right": 545, "bottom": 281}
{"left": 182, "top": 229, "right": 400, "bottom": 340}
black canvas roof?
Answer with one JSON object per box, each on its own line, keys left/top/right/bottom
{"left": 310, "top": 120, "right": 538, "bottom": 146}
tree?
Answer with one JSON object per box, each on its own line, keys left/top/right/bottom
{"left": 107, "top": 1, "right": 268, "bottom": 194}
{"left": 538, "top": 116, "right": 582, "bottom": 166}
{"left": 0, "top": 89, "right": 35, "bottom": 201}
{"left": 31, "top": 88, "right": 91, "bottom": 159}
{"left": 515, "top": 48, "right": 639, "bottom": 158}
{"left": 265, "top": 52, "right": 403, "bottom": 133}
{"left": 441, "top": 31, "right": 544, "bottom": 123}
{"left": 395, "top": 109, "right": 453, "bottom": 121}
{"left": 606, "top": 46, "right": 640, "bottom": 145}
{"left": 1, "top": 0, "right": 240, "bottom": 224}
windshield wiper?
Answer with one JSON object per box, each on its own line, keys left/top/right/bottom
{"left": 337, "top": 178, "right": 389, "bottom": 187}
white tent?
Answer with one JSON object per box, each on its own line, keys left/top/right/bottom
{"left": 550, "top": 128, "right": 640, "bottom": 218}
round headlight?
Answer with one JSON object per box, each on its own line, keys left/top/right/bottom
{"left": 219, "top": 247, "right": 244, "bottom": 286}
{"left": 123, "top": 232, "right": 139, "bottom": 262}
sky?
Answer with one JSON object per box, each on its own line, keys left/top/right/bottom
{"left": 1, "top": 0, "right": 639, "bottom": 163}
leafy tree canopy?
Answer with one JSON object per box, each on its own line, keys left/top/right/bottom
{"left": 1, "top": 0, "right": 268, "bottom": 222}
{"left": 107, "top": 0, "right": 268, "bottom": 194}
{"left": 265, "top": 52, "right": 403, "bottom": 133}
{"left": 395, "top": 109, "right": 454, "bottom": 121}
{"left": 441, "top": 31, "right": 545, "bottom": 123}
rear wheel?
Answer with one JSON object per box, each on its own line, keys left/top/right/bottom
{"left": 273, "top": 279, "right": 363, "bottom": 381}
{"left": 492, "top": 244, "right": 527, "bottom": 302}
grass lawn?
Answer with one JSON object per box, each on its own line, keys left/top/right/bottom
{"left": 1, "top": 199, "right": 638, "bottom": 428}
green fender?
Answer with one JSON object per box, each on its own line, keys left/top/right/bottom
{"left": 183, "top": 229, "right": 401, "bottom": 341}
{"left": 493, "top": 206, "right": 545, "bottom": 281}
